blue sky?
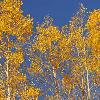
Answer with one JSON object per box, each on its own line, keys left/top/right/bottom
{"left": 22, "top": 0, "right": 100, "bottom": 27}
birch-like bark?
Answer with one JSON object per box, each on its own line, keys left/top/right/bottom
{"left": 86, "top": 67, "right": 90, "bottom": 100}
{"left": 84, "top": 46, "right": 90, "bottom": 100}
{"left": 5, "top": 57, "right": 10, "bottom": 100}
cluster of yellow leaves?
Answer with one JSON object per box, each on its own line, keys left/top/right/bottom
{"left": 86, "top": 9, "right": 100, "bottom": 57}
{"left": 0, "top": 0, "right": 99, "bottom": 98}
{"left": 0, "top": 0, "right": 41, "bottom": 99}
{"left": 33, "top": 25, "right": 71, "bottom": 69}
{"left": 0, "top": 44, "right": 26, "bottom": 99}
{"left": 4, "top": 51, "right": 24, "bottom": 65}
{"left": 0, "top": 89, "right": 5, "bottom": 100}
{"left": 48, "top": 47, "right": 61, "bottom": 70}
{"left": 35, "top": 26, "right": 62, "bottom": 52}
{"left": 84, "top": 9, "right": 100, "bottom": 79}
{"left": 7, "top": 72, "right": 26, "bottom": 99}
{"left": 68, "top": 6, "right": 86, "bottom": 51}
{"left": 69, "top": 27, "right": 86, "bottom": 51}
{"left": 27, "top": 60, "right": 43, "bottom": 74}
{"left": 62, "top": 5, "right": 100, "bottom": 92}
{"left": 2, "top": 51, "right": 26, "bottom": 99}
{"left": 8, "top": 70, "right": 26, "bottom": 87}
{"left": 0, "top": 80, "right": 6, "bottom": 100}
{"left": 87, "top": 9, "right": 100, "bottom": 33}
{"left": 20, "top": 85, "right": 40, "bottom": 100}
{"left": 61, "top": 6, "right": 86, "bottom": 92}
{"left": 0, "top": 0, "right": 33, "bottom": 42}
{"left": 58, "top": 37, "right": 71, "bottom": 60}
{"left": 79, "top": 55, "right": 100, "bottom": 75}
{"left": 62, "top": 74, "right": 81, "bottom": 94}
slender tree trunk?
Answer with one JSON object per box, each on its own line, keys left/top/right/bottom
{"left": 81, "top": 71, "right": 86, "bottom": 100}
{"left": 52, "top": 65, "right": 62, "bottom": 99}
{"left": 86, "top": 67, "right": 90, "bottom": 100}
{"left": 5, "top": 57, "right": 10, "bottom": 100}
{"left": 81, "top": 77, "right": 85, "bottom": 99}
{"left": 83, "top": 38, "right": 91, "bottom": 100}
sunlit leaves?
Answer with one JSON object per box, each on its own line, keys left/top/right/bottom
{"left": 0, "top": 80, "right": 6, "bottom": 99}
{"left": 86, "top": 9, "right": 100, "bottom": 57}
{"left": 19, "top": 85, "right": 40, "bottom": 100}
{"left": 0, "top": 0, "right": 100, "bottom": 99}
{"left": 35, "top": 25, "right": 62, "bottom": 52}
{"left": 0, "top": 0, "right": 33, "bottom": 42}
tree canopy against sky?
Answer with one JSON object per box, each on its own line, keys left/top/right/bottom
{"left": 0, "top": 0, "right": 100, "bottom": 100}
{"left": 22, "top": 0, "right": 100, "bottom": 26}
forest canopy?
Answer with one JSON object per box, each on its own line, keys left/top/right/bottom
{"left": 0, "top": 0, "right": 100, "bottom": 100}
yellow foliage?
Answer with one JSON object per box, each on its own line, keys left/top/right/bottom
{"left": 35, "top": 25, "right": 71, "bottom": 67}
{"left": 68, "top": 4, "right": 88, "bottom": 53}
{"left": 62, "top": 75, "right": 78, "bottom": 93}
{"left": 27, "top": 61, "right": 42, "bottom": 74}
{"left": 0, "top": 0, "right": 33, "bottom": 41}
{"left": 87, "top": 9, "right": 100, "bottom": 32}
{"left": 85, "top": 57, "right": 100, "bottom": 75}
{"left": 85, "top": 9, "right": 100, "bottom": 81}
{"left": 0, "top": 86, "right": 5, "bottom": 99}
{"left": 69, "top": 19, "right": 86, "bottom": 52}
{"left": 7, "top": 72, "right": 26, "bottom": 99}
{"left": 4, "top": 51, "right": 24, "bottom": 65}
{"left": 0, "top": 0, "right": 99, "bottom": 98}
{"left": 0, "top": 80, "right": 7, "bottom": 99}
{"left": 35, "top": 25, "right": 62, "bottom": 52}
{"left": 20, "top": 85, "right": 40, "bottom": 100}
{"left": 86, "top": 9, "right": 100, "bottom": 57}
{"left": 8, "top": 70, "right": 26, "bottom": 86}
{"left": 48, "top": 49, "right": 61, "bottom": 70}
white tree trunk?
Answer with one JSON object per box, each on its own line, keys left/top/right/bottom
{"left": 86, "top": 67, "right": 90, "bottom": 100}
{"left": 5, "top": 57, "right": 10, "bottom": 100}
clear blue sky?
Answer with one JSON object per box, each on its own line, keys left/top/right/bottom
{"left": 22, "top": 0, "right": 100, "bottom": 27}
